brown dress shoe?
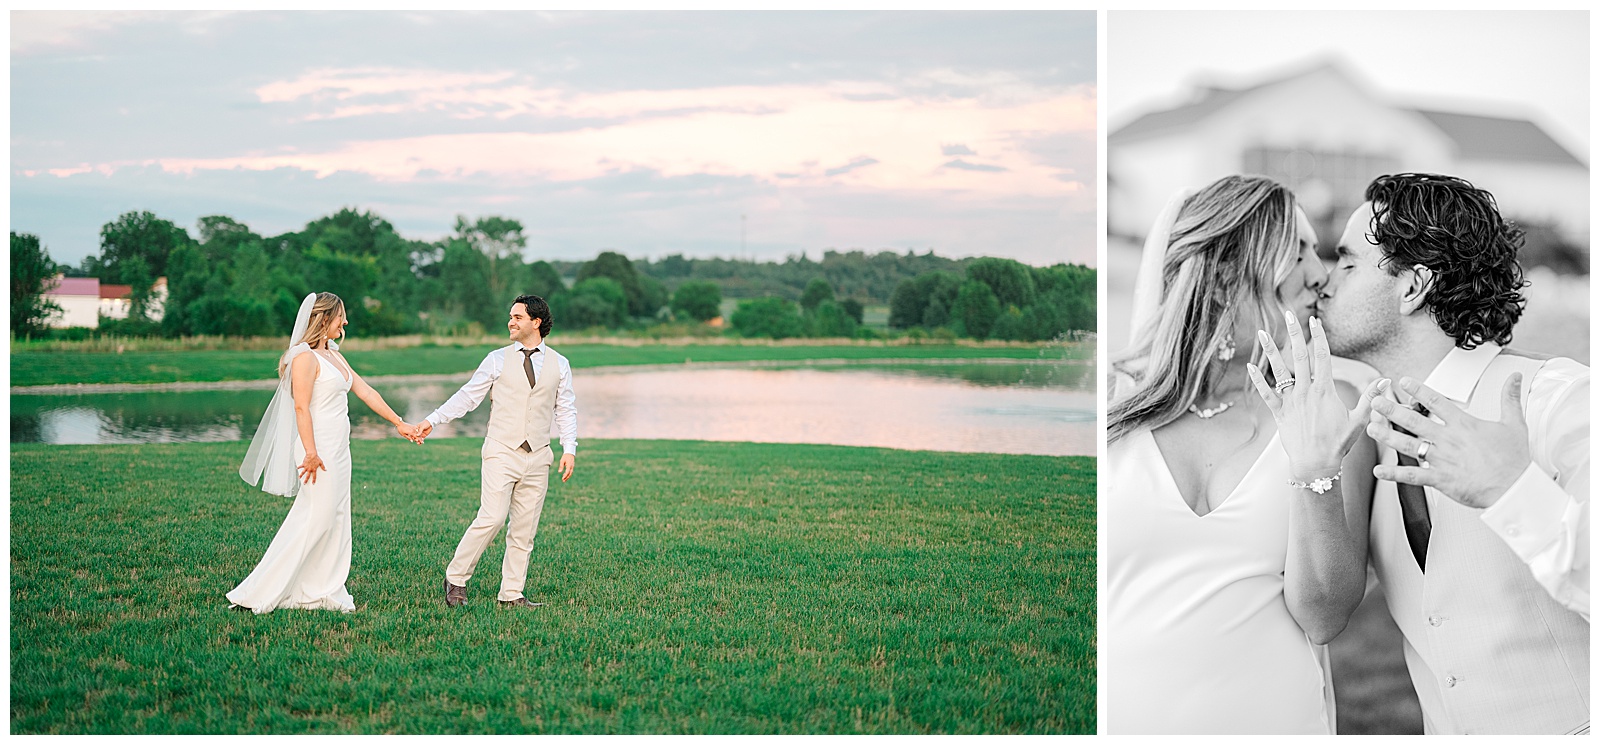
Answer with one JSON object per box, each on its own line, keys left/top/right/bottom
{"left": 498, "top": 597, "right": 544, "bottom": 608}
{"left": 445, "top": 580, "right": 467, "bottom": 608}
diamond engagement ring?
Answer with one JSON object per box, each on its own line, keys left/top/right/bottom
{"left": 1275, "top": 378, "right": 1295, "bottom": 394}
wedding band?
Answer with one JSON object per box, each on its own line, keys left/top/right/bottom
{"left": 1275, "top": 379, "right": 1296, "bottom": 394}
{"left": 1416, "top": 439, "right": 1431, "bottom": 461}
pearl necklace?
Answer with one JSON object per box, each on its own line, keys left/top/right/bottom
{"left": 1188, "top": 400, "right": 1235, "bottom": 419}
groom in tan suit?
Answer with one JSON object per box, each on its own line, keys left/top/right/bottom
{"left": 414, "top": 294, "right": 578, "bottom": 609}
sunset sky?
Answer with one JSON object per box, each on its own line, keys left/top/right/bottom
{"left": 11, "top": 11, "right": 1096, "bottom": 268}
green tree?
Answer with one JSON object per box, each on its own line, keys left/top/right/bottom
{"left": 525, "top": 260, "right": 566, "bottom": 300}
{"left": 808, "top": 300, "right": 858, "bottom": 338}
{"left": 94, "top": 211, "right": 193, "bottom": 284}
{"left": 455, "top": 215, "right": 529, "bottom": 314}
{"left": 437, "top": 240, "right": 497, "bottom": 330}
{"left": 159, "top": 242, "right": 209, "bottom": 336}
{"left": 671, "top": 280, "right": 723, "bottom": 322}
{"left": 888, "top": 277, "right": 926, "bottom": 329}
{"left": 1030, "top": 263, "right": 1095, "bottom": 338}
{"left": 558, "top": 277, "right": 628, "bottom": 329}
{"left": 731, "top": 296, "right": 803, "bottom": 339}
{"left": 577, "top": 251, "right": 656, "bottom": 317}
{"left": 10, "top": 232, "right": 61, "bottom": 336}
{"left": 951, "top": 280, "right": 1001, "bottom": 340}
{"left": 301, "top": 209, "right": 425, "bottom": 333}
{"left": 639, "top": 274, "right": 668, "bottom": 319}
{"left": 990, "top": 305, "right": 1029, "bottom": 341}
{"left": 800, "top": 277, "right": 835, "bottom": 312}
{"left": 121, "top": 255, "right": 155, "bottom": 320}
{"left": 966, "top": 257, "right": 1037, "bottom": 309}
{"left": 839, "top": 298, "right": 865, "bottom": 326}
{"left": 888, "top": 271, "right": 960, "bottom": 329}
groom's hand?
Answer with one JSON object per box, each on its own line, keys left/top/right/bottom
{"left": 1368, "top": 374, "right": 1532, "bottom": 509}
{"left": 396, "top": 421, "right": 424, "bottom": 444}
{"left": 559, "top": 453, "right": 575, "bottom": 482}
{"left": 416, "top": 420, "right": 434, "bottom": 441}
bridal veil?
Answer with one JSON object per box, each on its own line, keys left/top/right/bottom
{"left": 239, "top": 292, "right": 337, "bottom": 497}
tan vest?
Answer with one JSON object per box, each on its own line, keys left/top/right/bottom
{"left": 485, "top": 345, "right": 559, "bottom": 452}
{"left": 1369, "top": 352, "right": 1589, "bottom": 735}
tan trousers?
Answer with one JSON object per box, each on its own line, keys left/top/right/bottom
{"left": 446, "top": 439, "right": 553, "bottom": 601}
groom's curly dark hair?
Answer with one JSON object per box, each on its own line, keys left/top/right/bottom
{"left": 513, "top": 294, "right": 553, "bottom": 337}
{"left": 1365, "top": 173, "right": 1527, "bottom": 349}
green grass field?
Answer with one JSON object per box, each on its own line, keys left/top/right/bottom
{"left": 11, "top": 342, "right": 1073, "bottom": 388}
{"left": 11, "top": 439, "right": 1095, "bottom": 734}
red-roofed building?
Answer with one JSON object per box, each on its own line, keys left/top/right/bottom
{"left": 43, "top": 276, "right": 101, "bottom": 328}
{"left": 43, "top": 275, "right": 170, "bottom": 328}
{"left": 98, "top": 277, "right": 169, "bottom": 321}
{"left": 1109, "top": 61, "right": 1588, "bottom": 251}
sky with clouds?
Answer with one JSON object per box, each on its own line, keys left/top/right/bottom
{"left": 11, "top": 10, "right": 1097, "bottom": 269}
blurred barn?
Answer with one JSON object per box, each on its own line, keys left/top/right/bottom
{"left": 1109, "top": 61, "right": 1588, "bottom": 273}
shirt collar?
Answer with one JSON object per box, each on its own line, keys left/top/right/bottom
{"left": 513, "top": 340, "right": 544, "bottom": 354}
{"left": 1421, "top": 342, "right": 1502, "bottom": 403}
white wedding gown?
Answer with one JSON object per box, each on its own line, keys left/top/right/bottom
{"left": 1105, "top": 427, "right": 1335, "bottom": 734}
{"left": 227, "top": 351, "right": 356, "bottom": 613}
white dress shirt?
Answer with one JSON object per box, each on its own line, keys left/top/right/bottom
{"left": 1477, "top": 348, "right": 1590, "bottom": 620}
{"left": 425, "top": 341, "right": 578, "bottom": 454}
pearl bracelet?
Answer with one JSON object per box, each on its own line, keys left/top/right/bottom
{"left": 1286, "top": 471, "right": 1341, "bottom": 494}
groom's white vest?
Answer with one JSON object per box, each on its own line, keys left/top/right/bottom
{"left": 1369, "top": 352, "right": 1588, "bottom": 735}
{"left": 485, "top": 345, "right": 558, "bottom": 452}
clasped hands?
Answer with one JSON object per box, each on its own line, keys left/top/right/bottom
{"left": 395, "top": 419, "right": 434, "bottom": 445}
{"left": 393, "top": 421, "right": 575, "bottom": 482}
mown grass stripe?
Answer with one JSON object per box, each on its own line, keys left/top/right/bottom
{"left": 11, "top": 439, "right": 1094, "bottom": 734}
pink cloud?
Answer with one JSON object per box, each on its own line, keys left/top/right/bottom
{"left": 147, "top": 78, "right": 1093, "bottom": 200}
{"left": 32, "top": 67, "right": 1095, "bottom": 204}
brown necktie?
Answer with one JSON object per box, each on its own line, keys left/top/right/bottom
{"left": 521, "top": 347, "right": 538, "bottom": 388}
{"left": 518, "top": 347, "right": 538, "bottom": 452}
{"left": 1395, "top": 402, "right": 1432, "bottom": 572}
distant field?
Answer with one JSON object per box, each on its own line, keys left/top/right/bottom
{"left": 11, "top": 341, "right": 1077, "bottom": 388}
{"left": 10, "top": 439, "right": 1096, "bottom": 734}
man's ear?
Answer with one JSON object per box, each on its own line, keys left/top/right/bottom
{"left": 1397, "top": 264, "right": 1434, "bottom": 316}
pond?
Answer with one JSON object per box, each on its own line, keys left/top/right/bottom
{"left": 11, "top": 360, "right": 1095, "bottom": 457}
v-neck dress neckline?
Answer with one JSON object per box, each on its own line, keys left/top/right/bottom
{"left": 1105, "top": 427, "right": 1334, "bottom": 734}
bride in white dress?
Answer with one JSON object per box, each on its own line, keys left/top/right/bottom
{"left": 1105, "top": 176, "right": 1381, "bottom": 734}
{"left": 229, "top": 292, "right": 421, "bottom": 614}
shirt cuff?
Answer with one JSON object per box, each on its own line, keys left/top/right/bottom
{"left": 425, "top": 411, "right": 444, "bottom": 427}
{"left": 1480, "top": 462, "right": 1568, "bottom": 561}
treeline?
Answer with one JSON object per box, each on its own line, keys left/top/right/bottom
{"left": 11, "top": 208, "right": 1094, "bottom": 342}
{"left": 889, "top": 259, "right": 1094, "bottom": 341}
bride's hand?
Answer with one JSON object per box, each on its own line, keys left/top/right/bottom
{"left": 297, "top": 452, "right": 326, "bottom": 484}
{"left": 396, "top": 421, "right": 423, "bottom": 444}
{"left": 1246, "top": 309, "right": 1380, "bottom": 481}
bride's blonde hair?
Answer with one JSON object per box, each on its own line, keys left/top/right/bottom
{"left": 279, "top": 292, "right": 345, "bottom": 376}
{"left": 1108, "top": 175, "right": 1301, "bottom": 444}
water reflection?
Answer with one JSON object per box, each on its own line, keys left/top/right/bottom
{"left": 12, "top": 362, "right": 1094, "bottom": 456}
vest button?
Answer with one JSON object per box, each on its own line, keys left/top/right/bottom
{"left": 1428, "top": 615, "right": 1444, "bottom": 627}
{"left": 1444, "top": 675, "right": 1458, "bottom": 688}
